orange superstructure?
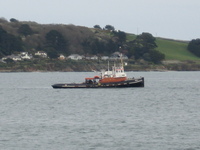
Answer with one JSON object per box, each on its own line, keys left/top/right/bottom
{"left": 99, "top": 57, "right": 127, "bottom": 83}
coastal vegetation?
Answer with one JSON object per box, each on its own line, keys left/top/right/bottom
{"left": 187, "top": 39, "right": 200, "bottom": 58}
{"left": 0, "top": 17, "right": 200, "bottom": 71}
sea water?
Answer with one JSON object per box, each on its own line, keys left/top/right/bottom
{"left": 0, "top": 71, "right": 200, "bottom": 150}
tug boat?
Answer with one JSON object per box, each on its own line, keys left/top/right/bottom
{"left": 52, "top": 56, "right": 144, "bottom": 88}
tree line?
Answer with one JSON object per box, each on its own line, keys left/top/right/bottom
{"left": 0, "top": 21, "right": 165, "bottom": 64}
{"left": 187, "top": 39, "right": 200, "bottom": 57}
{"left": 6, "top": 18, "right": 200, "bottom": 64}
{"left": 0, "top": 26, "right": 23, "bottom": 57}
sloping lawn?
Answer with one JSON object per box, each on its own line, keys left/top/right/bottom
{"left": 156, "top": 38, "right": 200, "bottom": 61}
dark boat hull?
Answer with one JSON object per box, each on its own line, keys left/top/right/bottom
{"left": 52, "top": 77, "right": 144, "bottom": 88}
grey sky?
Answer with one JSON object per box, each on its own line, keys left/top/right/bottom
{"left": 1, "top": 0, "right": 199, "bottom": 40}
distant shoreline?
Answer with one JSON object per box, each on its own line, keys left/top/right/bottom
{"left": 1, "top": 68, "right": 200, "bottom": 72}
{"left": 1, "top": 59, "right": 200, "bottom": 72}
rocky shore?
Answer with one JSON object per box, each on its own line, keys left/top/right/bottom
{"left": 1, "top": 60, "right": 200, "bottom": 72}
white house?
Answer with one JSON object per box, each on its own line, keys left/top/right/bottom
{"left": 58, "top": 54, "right": 66, "bottom": 60}
{"left": 101, "top": 56, "right": 109, "bottom": 60}
{"left": 12, "top": 55, "right": 22, "bottom": 61}
{"left": 90, "top": 55, "right": 98, "bottom": 60}
{"left": 20, "top": 52, "right": 32, "bottom": 59}
{"left": 68, "top": 54, "right": 83, "bottom": 60}
{"left": 20, "top": 52, "right": 28, "bottom": 55}
{"left": 2, "top": 55, "right": 22, "bottom": 61}
{"left": 35, "top": 51, "right": 47, "bottom": 58}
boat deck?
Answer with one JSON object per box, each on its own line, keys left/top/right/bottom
{"left": 52, "top": 77, "right": 144, "bottom": 88}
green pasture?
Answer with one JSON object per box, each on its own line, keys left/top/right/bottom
{"left": 156, "top": 38, "right": 200, "bottom": 61}
{"left": 126, "top": 33, "right": 200, "bottom": 61}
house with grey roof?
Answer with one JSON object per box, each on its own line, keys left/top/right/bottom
{"left": 109, "top": 52, "right": 128, "bottom": 60}
{"left": 2, "top": 55, "right": 22, "bottom": 61}
{"left": 68, "top": 54, "right": 83, "bottom": 60}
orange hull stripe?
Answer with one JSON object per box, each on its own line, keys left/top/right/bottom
{"left": 100, "top": 77, "right": 127, "bottom": 83}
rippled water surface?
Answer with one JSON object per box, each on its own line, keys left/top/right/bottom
{"left": 0, "top": 71, "right": 200, "bottom": 150}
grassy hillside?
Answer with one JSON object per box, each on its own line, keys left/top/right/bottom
{"left": 126, "top": 33, "right": 200, "bottom": 61}
{"left": 156, "top": 38, "right": 200, "bottom": 61}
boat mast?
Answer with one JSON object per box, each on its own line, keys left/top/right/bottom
{"left": 108, "top": 61, "right": 109, "bottom": 71}
{"left": 120, "top": 53, "right": 124, "bottom": 70}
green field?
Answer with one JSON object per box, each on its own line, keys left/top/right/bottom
{"left": 156, "top": 38, "right": 200, "bottom": 61}
{"left": 126, "top": 33, "right": 200, "bottom": 61}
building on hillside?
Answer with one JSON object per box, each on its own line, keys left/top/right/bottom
{"left": 90, "top": 55, "right": 98, "bottom": 60}
{"left": 68, "top": 54, "right": 83, "bottom": 60}
{"left": 101, "top": 56, "right": 109, "bottom": 60}
{"left": 35, "top": 51, "right": 48, "bottom": 58}
{"left": 20, "top": 52, "right": 32, "bottom": 59}
{"left": 58, "top": 54, "right": 66, "bottom": 60}
{"left": 110, "top": 52, "right": 128, "bottom": 60}
{"left": 2, "top": 55, "right": 22, "bottom": 61}
{"left": 2, "top": 52, "right": 33, "bottom": 61}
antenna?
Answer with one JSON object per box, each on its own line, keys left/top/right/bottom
{"left": 108, "top": 61, "right": 109, "bottom": 71}
{"left": 120, "top": 53, "right": 124, "bottom": 68}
